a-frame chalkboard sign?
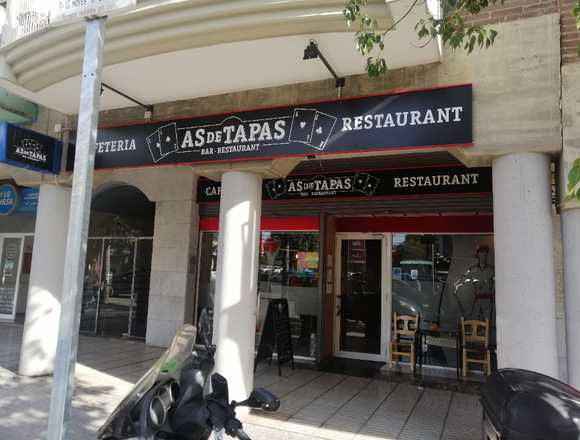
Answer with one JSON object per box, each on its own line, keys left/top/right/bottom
{"left": 254, "top": 298, "right": 295, "bottom": 376}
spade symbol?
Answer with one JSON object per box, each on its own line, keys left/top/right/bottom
{"left": 166, "top": 136, "right": 171, "bottom": 143}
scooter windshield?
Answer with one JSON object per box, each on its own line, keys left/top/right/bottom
{"left": 97, "top": 324, "right": 197, "bottom": 439}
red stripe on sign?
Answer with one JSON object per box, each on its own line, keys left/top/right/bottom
{"left": 335, "top": 215, "right": 493, "bottom": 233}
{"left": 199, "top": 216, "right": 320, "bottom": 232}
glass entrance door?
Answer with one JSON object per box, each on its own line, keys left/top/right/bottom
{"left": 0, "top": 236, "right": 24, "bottom": 320}
{"left": 98, "top": 239, "right": 135, "bottom": 337}
{"left": 81, "top": 237, "right": 152, "bottom": 338}
{"left": 334, "top": 234, "right": 390, "bottom": 361}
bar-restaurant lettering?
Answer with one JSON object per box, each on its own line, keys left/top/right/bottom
{"left": 69, "top": 85, "right": 472, "bottom": 170}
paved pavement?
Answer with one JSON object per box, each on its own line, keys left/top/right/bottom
{"left": 0, "top": 323, "right": 483, "bottom": 440}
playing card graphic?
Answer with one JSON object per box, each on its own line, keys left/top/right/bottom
{"left": 158, "top": 122, "right": 179, "bottom": 156}
{"left": 266, "top": 179, "right": 287, "bottom": 199}
{"left": 289, "top": 108, "right": 316, "bottom": 144}
{"left": 353, "top": 173, "right": 380, "bottom": 195}
{"left": 309, "top": 111, "right": 337, "bottom": 150}
{"left": 353, "top": 173, "right": 370, "bottom": 193}
{"left": 363, "top": 174, "right": 380, "bottom": 195}
{"left": 146, "top": 130, "right": 163, "bottom": 163}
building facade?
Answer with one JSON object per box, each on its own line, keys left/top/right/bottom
{"left": 0, "top": 0, "right": 578, "bottom": 401}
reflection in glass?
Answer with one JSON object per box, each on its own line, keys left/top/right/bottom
{"left": 196, "top": 230, "right": 321, "bottom": 359}
{"left": 392, "top": 234, "right": 495, "bottom": 368}
{"left": 0, "top": 237, "right": 22, "bottom": 317}
{"left": 81, "top": 239, "right": 103, "bottom": 333}
{"left": 338, "top": 239, "right": 382, "bottom": 355}
{"left": 130, "top": 239, "right": 153, "bottom": 338}
{"left": 97, "top": 239, "right": 134, "bottom": 337}
{"left": 81, "top": 238, "right": 153, "bottom": 337}
{"left": 258, "top": 232, "right": 320, "bottom": 358}
{"left": 196, "top": 232, "right": 218, "bottom": 324}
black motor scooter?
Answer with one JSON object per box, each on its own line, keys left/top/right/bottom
{"left": 98, "top": 310, "right": 280, "bottom": 440}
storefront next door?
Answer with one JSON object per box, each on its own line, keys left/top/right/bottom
{"left": 334, "top": 233, "right": 390, "bottom": 362}
{"left": 0, "top": 234, "right": 31, "bottom": 320}
{"left": 80, "top": 237, "right": 153, "bottom": 338}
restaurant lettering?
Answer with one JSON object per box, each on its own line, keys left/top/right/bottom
{"left": 69, "top": 85, "right": 472, "bottom": 170}
{"left": 197, "top": 167, "right": 492, "bottom": 203}
{"left": 393, "top": 173, "right": 479, "bottom": 188}
{"left": 341, "top": 106, "right": 464, "bottom": 131}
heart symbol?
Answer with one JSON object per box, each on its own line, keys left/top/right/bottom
{"left": 316, "top": 126, "right": 323, "bottom": 135}
{"left": 300, "top": 122, "right": 306, "bottom": 129}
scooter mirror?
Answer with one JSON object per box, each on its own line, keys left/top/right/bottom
{"left": 211, "top": 373, "right": 230, "bottom": 403}
{"left": 242, "top": 388, "right": 280, "bottom": 412}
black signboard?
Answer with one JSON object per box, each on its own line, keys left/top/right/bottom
{"left": 254, "top": 298, "right": 295, "bottom": 376}
{"left": 0, "top": 122, "right": 62, "bottom": 174}
{"left": 198, "top": 166, "right": 492, "bottom": 203}
{"left": 69, "top": 85, "right": 472, "bottom": 170}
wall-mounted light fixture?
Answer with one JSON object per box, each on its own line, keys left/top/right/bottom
{"left": 303, "top": 40, "right": 345, "bottom": 90}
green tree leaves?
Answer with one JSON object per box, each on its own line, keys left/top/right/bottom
{"left": 566, "top": 158, "right": 580, "bottom": 202}
{"left": 344, "top": 0, "right": 502, "bottom": 76}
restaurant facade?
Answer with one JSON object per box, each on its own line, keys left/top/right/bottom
{"left": 0, "top": 0, "right": 577, "bottom": 402}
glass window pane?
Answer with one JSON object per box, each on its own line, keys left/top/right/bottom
{"left": 257, "top": 232, "right": 320, "bottom": 359}
{"left": 81, "top": 239, "right": 103, "bottom": 333}
{"left": 98, "top": 239, "right": 135, "bottom": 337}
{"left": 130, "top": 239, "right": 153, "bottom": 338}
{"left": 0, "top": 237, "right": 22, "bottom": 316}
{"left": 392, "top": 233, "right": 495, "bottom": 369}
{"left": 197, "top": 232, "right": 218, "bottom": 323}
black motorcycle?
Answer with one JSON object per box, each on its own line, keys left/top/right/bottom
{"left": 98, "top": 310, "right": 280, "bottom": 440}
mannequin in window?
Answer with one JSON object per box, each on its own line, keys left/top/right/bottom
{"left": 453, "top": 245, "right": 495, "bottom": 320}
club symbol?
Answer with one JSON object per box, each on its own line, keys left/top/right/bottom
{"left": 316, "top": 126, "right": 323, "bottom": 134}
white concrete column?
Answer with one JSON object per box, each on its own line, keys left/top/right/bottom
{"left": 562, "top": 209, "right": 580, "bottom": 387}
{"left": 19, "top": 184, "right": 70, "bottom": 376}
{"left": 213, "top": 171, "right": 262, "bottom": 402}
{"left": 492, "top": 153, "right": 559, "bottom": 377}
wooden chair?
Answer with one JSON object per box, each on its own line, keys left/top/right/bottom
{"left": 389, "top": 313, "right": 419, "bottom": 371}
{"left": 461, "top": 318, "right": 491, "bottom": 376}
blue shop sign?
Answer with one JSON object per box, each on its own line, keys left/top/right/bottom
{"left": 15, "top": 187, "right": 39, "bottom": 214}
{"left": 0, "top": 122, "right": 62, "bottom": 174}
{"left": 0, "top": 183, "right": 18, "bottom": 216}
{"left": 0, "top": 184, "right": 38, "bottom": 215}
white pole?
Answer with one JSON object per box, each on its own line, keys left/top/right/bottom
{"left": 46, "top": 17, "right": 106, "bottom": 440}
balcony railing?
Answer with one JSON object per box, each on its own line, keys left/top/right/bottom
{"left": 3, "top": 0, "right": 51, "bottom": 45}
{"left": 2, "top": 0, "right": 146, "bottom": 45}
